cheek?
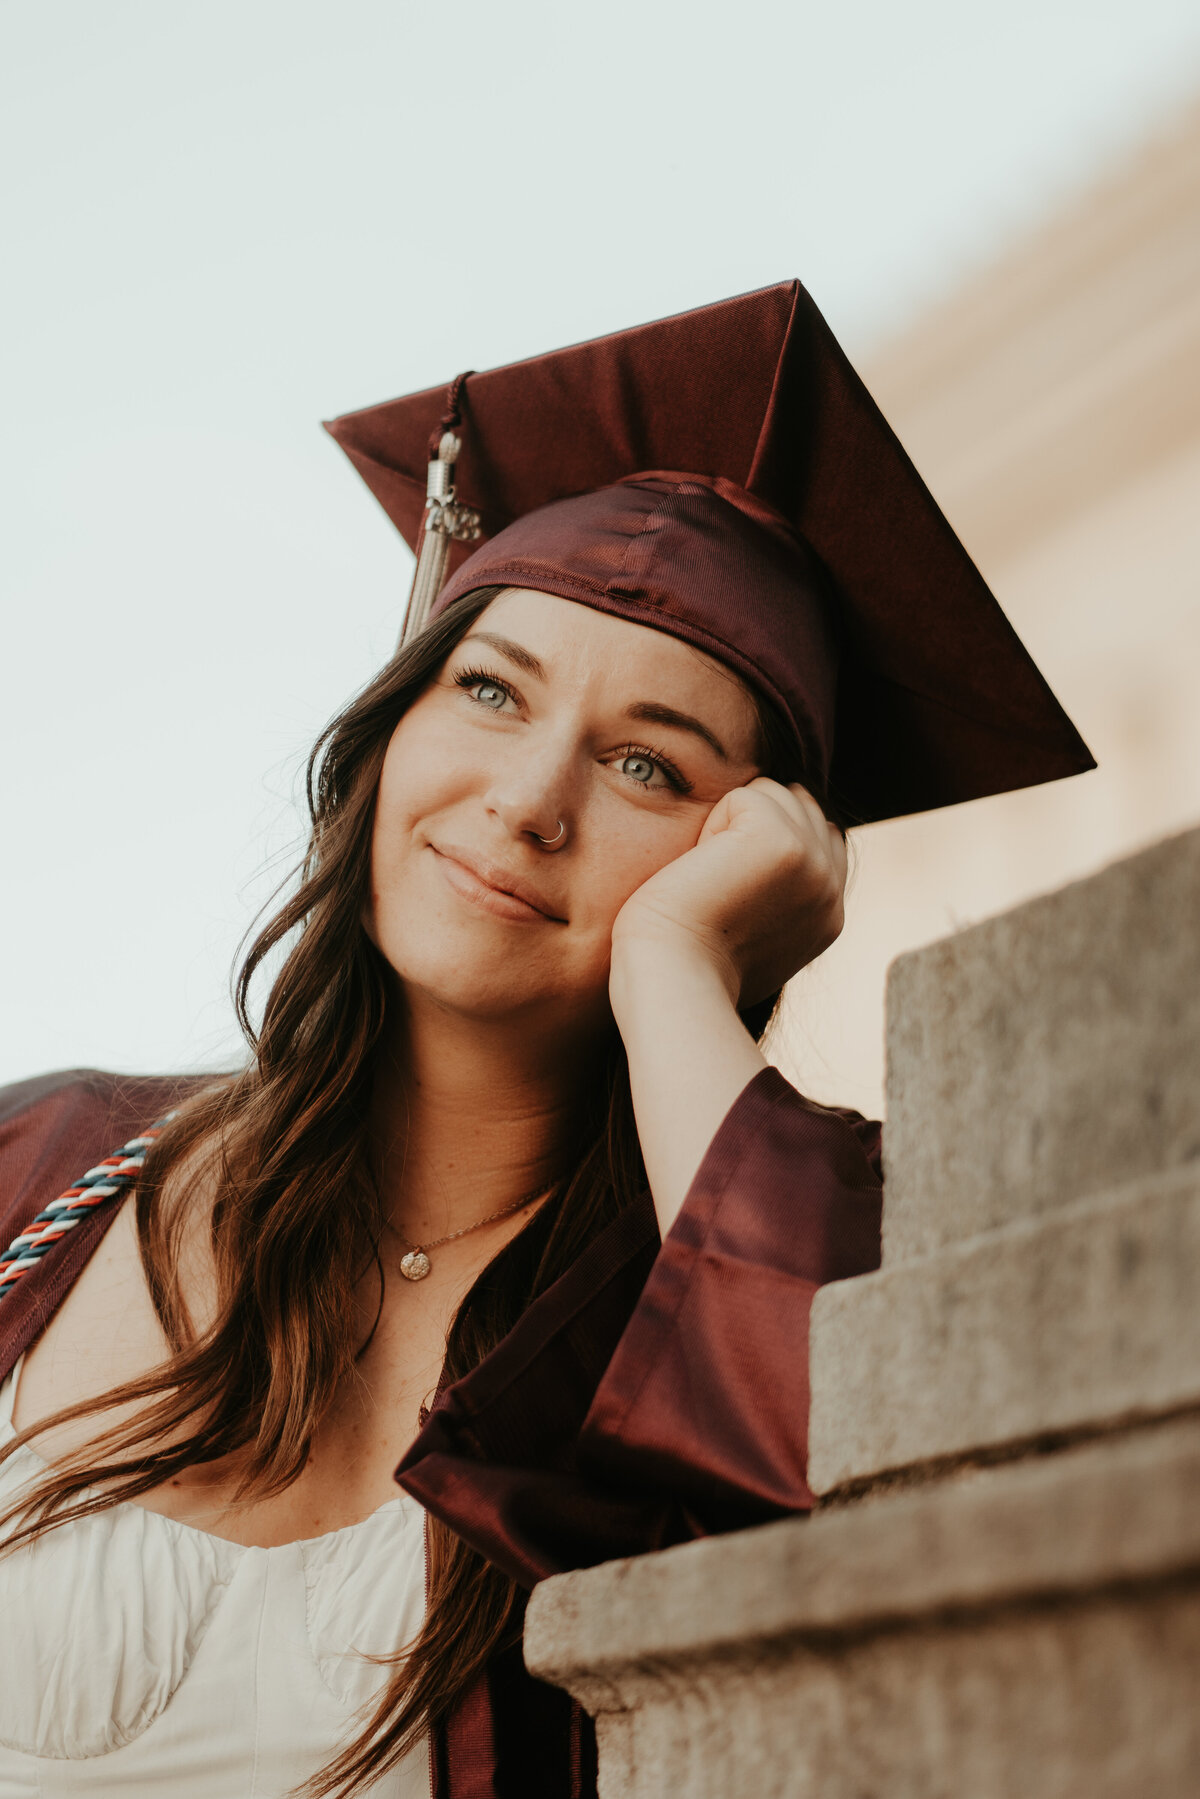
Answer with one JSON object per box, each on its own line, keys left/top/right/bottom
{"left": 573, "top": 797, "right": 704, "bottom": 935}
{"left": 367, "top": 764, "right": 418, "bottom": 928}
{"left": 372, "top": 707, "right": 472, "bottom": 862}
{"left": 367, "top": 718, "right": 453, "bottom": 929}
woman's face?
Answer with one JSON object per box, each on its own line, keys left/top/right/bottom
{"left": 368, "top": 588, "right": 763, "bottom": 1033}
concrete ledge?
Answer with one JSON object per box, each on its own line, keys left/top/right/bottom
{"left": 883, "top": 825, "right": 1200, "bottom": 1261}
{"left": 524, "top": 823, "right": 1200, "bottom": 1797}
{"left": 561, "top": 1591, "right": 1200, "bottom": 1799}
{"left": 526, "top": 1416, "right": 1200, "bottom": 1697}
{"left": 528, "top": 1410, "right": 1200, "bottom": 1691}
{"left": 526, "top": 1421, "right": 1200, "bottom": 1799}
{"left": 808, "top": 1164, "right": 1200, "bottom": 1493}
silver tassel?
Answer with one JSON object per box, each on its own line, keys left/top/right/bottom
{"left": 399, "top": 431, "right": 482, "bottom": 650}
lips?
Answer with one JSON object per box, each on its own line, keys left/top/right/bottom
{"left": 431, "top": 844, "right": 567, "bottom": 923}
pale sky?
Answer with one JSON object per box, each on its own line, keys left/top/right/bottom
{"left": 3, "top": 0, "right": 1200, "bottom": 1087}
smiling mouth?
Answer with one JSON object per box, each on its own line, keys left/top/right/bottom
{"left": 430, "top": 845, "right": 567, "bottom": 923}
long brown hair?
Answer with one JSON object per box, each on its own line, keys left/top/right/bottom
{"left": 0, "top": 585, "right": 794, "bottom": 1795}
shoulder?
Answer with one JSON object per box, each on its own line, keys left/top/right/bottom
{"left": 0, "top": 1068, "right": 223, "bottom": 1246}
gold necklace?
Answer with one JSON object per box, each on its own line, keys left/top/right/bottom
{"left": 392, "top": 1183, "right": 556, "bottom": 1282}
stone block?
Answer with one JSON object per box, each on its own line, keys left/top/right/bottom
{"left": 808, "top": 1163, "right": 1200, "bottom": 1493}
{"left": 579, "top": 1593, "right": 1200, "bottom": 1799}
{"left": 526, "top": 1419, "right": 1200, "bottom": 1799}
{"left": 883, "top": 825, "right": 1200, "bottom": 1262}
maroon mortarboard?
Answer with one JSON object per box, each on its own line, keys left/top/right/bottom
{"left": 324, "top": 280, "right": 1094, "bottom": 825}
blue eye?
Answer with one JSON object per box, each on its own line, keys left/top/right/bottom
{"left": 473, "top": 682, "right": 508, "bottom": 709}
{"left": 612, "top": 744, "right": 692, "bottom": 793}
{"left": 619, "top": 754, "right": 657, "bottom": 784}
{"left": 452, "top": 666, "right": 519, "bottom": 710}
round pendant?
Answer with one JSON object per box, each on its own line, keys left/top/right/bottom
{"left": 400, "top": 1249, "right": 432, "bottom": 1282}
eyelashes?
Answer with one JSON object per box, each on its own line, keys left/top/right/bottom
{"left": 609, "top": 743, "right": 693, "bottom": 795}
{"left": 454, "top": 666, "right": 517, "bottom": 703}
{"left": 451, "top": 665, "right": 694, "bottom": 795}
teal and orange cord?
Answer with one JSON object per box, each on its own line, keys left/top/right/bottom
{"left": 0, "top": 1117, "right": 174, "bottom": 1303}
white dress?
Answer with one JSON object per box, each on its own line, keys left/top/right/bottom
{"left": 0, "top": 1359, "right": 430, "bottom": 1798}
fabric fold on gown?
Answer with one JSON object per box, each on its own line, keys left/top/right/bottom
{"left": 0, "top": 1064, "right": 883, "bottom": 1799}
{"left": 396, "top": 1067, "right": 883, "bottom": 1587}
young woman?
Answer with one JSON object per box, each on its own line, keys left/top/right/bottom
{"left": 0, "top": 281, "right": 1093, "bottom": 1799}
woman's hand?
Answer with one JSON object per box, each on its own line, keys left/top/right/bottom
{"left": 610, "top": 778, "right": 847, "bottom": 1009}
{"left": 609, "top": 781, "right": 847, "bottom": 1237}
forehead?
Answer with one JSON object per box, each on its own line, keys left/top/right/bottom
{"left": 468, "top": 587, "right": 762, "bottom": 750}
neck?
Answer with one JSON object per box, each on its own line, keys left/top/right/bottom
{"left": 368, "top": 989, "right": 607, "bottom": 1244}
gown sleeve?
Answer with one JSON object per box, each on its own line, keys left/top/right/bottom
{"left": 396, "top": 1067, "right": 882, "bottom": 1587}
{"left": 577, "top": 1066, "right": 882, "bottom": 1526}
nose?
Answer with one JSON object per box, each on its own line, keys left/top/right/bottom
{"left": 487, "top": 785, "right": 570, "bottom": 849}
{"left": 484, "top": 742, "right": 575, "bottom": 849}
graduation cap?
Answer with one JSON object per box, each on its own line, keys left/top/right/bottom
{"left": 324, "top": 280, "right": 1094, "bottom": 824}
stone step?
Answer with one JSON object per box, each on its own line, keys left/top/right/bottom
{"left": 526, "top": 1418, "right": 1200, "bottom": 1799}
{"left": 883, "top": 824, "right": 1200, "bottom": 1262}
{"left": 808, "top": 1163, "right": 1200, "bottom": 1494}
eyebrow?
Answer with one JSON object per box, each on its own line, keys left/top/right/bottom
{"left": 461, "top": 632, "right": 548, "bottom": 680}
{"left": 460, "top": 631, "right": 730, "bottom": 761}
{"left": 625, "top": 701, "right": 729, "bottom": 762}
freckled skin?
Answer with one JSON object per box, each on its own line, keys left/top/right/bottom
{"left": 14, "top": 587, "right": 846, "bottom": 1546}
{"left": 367, "top": 587, "right": 764, "bottom": 1038}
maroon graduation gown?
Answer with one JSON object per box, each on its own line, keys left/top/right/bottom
{"left": 0, "top": 1066, "right": 882, "bottom": 1798}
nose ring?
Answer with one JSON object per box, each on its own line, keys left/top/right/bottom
{"left": 533, "top": 820, "right": 566, "bottom": 847}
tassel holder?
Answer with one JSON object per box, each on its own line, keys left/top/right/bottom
{"left": 399, "top": 410, "right": 482, "bottom": 649}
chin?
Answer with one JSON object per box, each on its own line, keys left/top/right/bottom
{"left": 379, "top": 932, "right": 573, "bottom": 1024}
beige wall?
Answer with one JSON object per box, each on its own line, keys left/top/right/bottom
{"left": 774, "top": 98, "right": 1200, "bottom": 1118}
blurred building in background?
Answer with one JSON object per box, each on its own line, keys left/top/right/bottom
{"left": 778, "top": 97, "right": 1200, "bottom": 1118}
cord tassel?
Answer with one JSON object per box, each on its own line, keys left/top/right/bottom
{"left": 399, "top": 382, "right": 481, "bottom": 649}
{"left": 402, "top": 466, "right": 455, "bottom": 645}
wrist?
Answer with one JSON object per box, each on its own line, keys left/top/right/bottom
{"left": 609, "top": 924, "right": 740, "bottom": 1024}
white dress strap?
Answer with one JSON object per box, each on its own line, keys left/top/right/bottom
{"left": 0, "top": 1355, "right": 23, "bottom": 1434}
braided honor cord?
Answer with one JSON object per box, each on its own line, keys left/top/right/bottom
{"left": 0, "top": 1114, "right": 175, "bottom": 1303}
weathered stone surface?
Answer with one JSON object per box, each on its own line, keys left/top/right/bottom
{"left": 526, "top": 1419, "right": 1200, "bottom": 1799}
{"left": 524, "top": 825, "right": 1200, "bottom": 1796}
{"left": 580, "top": 1593, "right": 1200, "bottom": 1799}
{"left": 883, "top": 825, "right": 1200, "bottom": 1262}
{"left": 528, "top": 1417, "right": 1200, "bottom": 1683}
{"left": 808, "top": 1163, "right": 1200, "bottom": 1493}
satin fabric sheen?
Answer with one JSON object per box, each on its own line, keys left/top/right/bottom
{"left": 0, "top": 1069, "right": 882, "bottom": 1798}
{"left": 325, "top": 279, "right": 1095, "bottom": 823}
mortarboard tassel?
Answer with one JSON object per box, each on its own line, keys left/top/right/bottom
{"left": 399, "top": 375, "right": 482, "bottom": 649}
